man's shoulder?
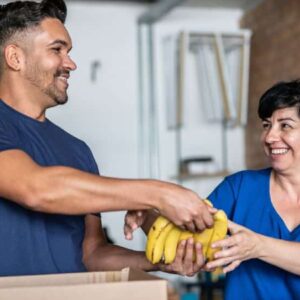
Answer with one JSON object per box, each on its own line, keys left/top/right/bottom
{"left": 0, "top": 110, "right": 17, "bottom": 131}
{"left": 46, "top": 120, "right": 89, "bottom": 150}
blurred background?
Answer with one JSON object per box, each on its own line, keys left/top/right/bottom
{"left": 1, "top": 0, "right": 299, "bottom": 298}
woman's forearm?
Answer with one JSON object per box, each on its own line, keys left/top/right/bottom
{"left": 257, "top": 234, "right": 300, "bottom": 275}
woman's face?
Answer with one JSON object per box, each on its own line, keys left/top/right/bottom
{"left": 261, "top": 106, "right": 300, "bottom": 173}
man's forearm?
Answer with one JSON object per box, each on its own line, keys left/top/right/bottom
{"left": 0, "top": 149, "right": 214, "bottom": 232}
{"left": 29, "top": 165, "right": 160, "bottom": 214}
{"left": 83, "top": 243, "right": 158, "bottom": 272}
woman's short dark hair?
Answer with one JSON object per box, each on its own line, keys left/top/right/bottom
{"left": 258, "top": 80, "right": 300, "bottom": 119}
{"left": 0, "top": 0, "right": 67, "bottom": 48}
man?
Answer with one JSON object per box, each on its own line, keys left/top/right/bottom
{"left": 0, "top": 0, "right": 212, "bottom": 277}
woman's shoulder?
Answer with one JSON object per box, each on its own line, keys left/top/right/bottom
{"left": 225, "top": 168, "right": 271, "bottom": 184}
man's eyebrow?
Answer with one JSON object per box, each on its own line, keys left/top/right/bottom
{"left": 48, "top": 39, "right": 72, "bottom": 50}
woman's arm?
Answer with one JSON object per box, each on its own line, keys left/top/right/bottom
{"left": 205, "top": 220, "right": 300, "bottom": 275}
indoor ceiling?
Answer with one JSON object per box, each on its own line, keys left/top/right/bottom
{"left": 66, "top": 0, "right": 265, "bottom": 11}
{"left": 0, "top": 0, "right": 265, "bottom": 12}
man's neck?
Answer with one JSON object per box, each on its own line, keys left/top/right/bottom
{"left": 0, "top": 75, "right": 48, "bottom": 121}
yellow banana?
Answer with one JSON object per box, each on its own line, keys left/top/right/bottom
{"left": 191, "top": 199, "right": 214, "bottom": 257}
{"left": 151, "top": 222, "right": 174, "bottom": 263}
{"left": 179, "top": 230, "right": 194, "bottom": 241}
{"left": 206, "top": 210, "right": 228, "bottom": 261}
{"left": 146, "top": 216, "right": 171, "bottom": 262}
{"left": 194, "top": 226, "right": 214, "bottom": 257}
{"left": 164, "top": 226, "right": 182, "bottom": 264}
{"left": 145, "top": 199, "right": 228, "bottom": 268}
{"left": 179, "top": 230, "right": 196, "bottom": 261}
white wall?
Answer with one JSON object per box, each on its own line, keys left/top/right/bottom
{"left": 153, "top": 7, "right": 246, "bottom": 198}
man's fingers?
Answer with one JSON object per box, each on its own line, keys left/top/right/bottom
{"left": 185, "top": 222, "right": 196, "bottom": 233}
{"left": 174, "top": 240, "right": 186, "bottom": 262}
{"left": 194, "top": 243, "right": 205, "bottom": 268}
{"left": 202, "top": 209, "right": 215, "bottom": 228}
{"left": 193, "top": 218, "right": 206, "bottom": 232}
{"left": 183, "top": 238, "right": 194, "bottom": 262}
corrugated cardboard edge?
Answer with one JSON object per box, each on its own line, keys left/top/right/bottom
{"left": 0, "top": 268, "right": 131, "bottom": 288}
{"left": 0, "top": 268, "right": 168, "bottom": 300}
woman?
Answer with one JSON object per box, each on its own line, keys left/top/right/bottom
{"left": 124, "top": 80, "right": 300, "bottom": 299}
{"left": 205, "top": 80, "right": 300, "bottom": 299}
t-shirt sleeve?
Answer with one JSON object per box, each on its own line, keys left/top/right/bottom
{"left": 82, "top": 142, "right": 100, "bottom": 175}
{"left": 81, "top": 142, "right": 101, "bottom": 218}
{"left": 0, "top": 120, "right": 21, "bottom": 152}
{"left": 207, "top": 173, "right": 242, "bottom": 219}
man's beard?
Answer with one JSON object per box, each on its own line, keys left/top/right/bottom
{"left": 44, "top": 69, "right": 69, "bottom": 105}
{"left": 24, "top": 64, "right": 69, "bottom": 105}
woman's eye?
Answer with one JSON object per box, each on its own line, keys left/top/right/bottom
{"left": 282, "top": 123, "right": 291, "bottom": 130}
{"left": 262, "top": 123, "right": 270, "bottom": 129}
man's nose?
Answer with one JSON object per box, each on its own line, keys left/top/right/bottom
{"left": 64, "top": 56, "right": 77, "bottom": 71}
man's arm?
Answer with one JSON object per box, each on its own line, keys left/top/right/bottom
{"left": 0, "top": 149, "right": 214, "bottom": 231}
{"left": 82, "top": 215, "right": 155, "bottom": 271}
{"left": 83, "top": 215, "right": 205, "bottom": 276}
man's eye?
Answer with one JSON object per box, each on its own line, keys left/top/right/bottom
{"left": 52, "top": 47, "right": 61, "bottom": 52}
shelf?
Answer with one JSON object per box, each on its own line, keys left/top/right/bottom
{"left": 171, "top": 170, "right": 229, "bottom": 181}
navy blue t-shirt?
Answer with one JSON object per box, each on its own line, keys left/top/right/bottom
{"left": 0, "top": 99, "right": 100, "bottom": 276}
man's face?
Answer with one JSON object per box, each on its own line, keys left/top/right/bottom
{"left": 22, "top": 18, "right": 77, "bottom": 106}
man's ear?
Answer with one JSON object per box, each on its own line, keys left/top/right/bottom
{"left": 4, "top": 44, "right": 24, "bottom": 71}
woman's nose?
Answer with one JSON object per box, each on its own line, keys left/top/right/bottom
{"left": 265, "top": 127, "right": 280, "bottom": 143}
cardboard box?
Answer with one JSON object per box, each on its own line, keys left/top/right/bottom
{"left": 0, "top": 268, "right": 167, "bottom": 300}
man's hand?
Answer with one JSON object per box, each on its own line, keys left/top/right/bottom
{"left": 155, "top": 183, "right": 216, "bottom": 232}
{"left": 158, "top": 238, "right": 205, "bottom": 276}
{"left": 204, "top": 221, "right": 261, "bottom": 273}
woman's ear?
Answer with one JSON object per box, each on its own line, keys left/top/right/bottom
{"left": 4, "top": 44, "right": 24, "bottom": 71}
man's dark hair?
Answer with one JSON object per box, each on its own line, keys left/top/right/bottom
{"left": 258, "top": 80, "right": 300, "bottom": 119}
{"left": 0, "top": 0, "right": 67, "bottom": 73}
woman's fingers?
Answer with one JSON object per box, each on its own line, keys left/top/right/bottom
{"left": 222, "top": 260, "right": 241, "bottom": 273}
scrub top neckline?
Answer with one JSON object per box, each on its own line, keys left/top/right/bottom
{"left": 266, "top": 168, "right": 300, "bottom": 236}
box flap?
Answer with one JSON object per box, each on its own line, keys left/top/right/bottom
{"left": 127, "top": 268, "right": 164, "bottom": 281}
{"left": 0, "top": 268, "right": 130, "bottom": 288}
{"left": 0, "top": 270, "right": 168, "bottom": 300}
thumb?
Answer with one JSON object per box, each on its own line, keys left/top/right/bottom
{"left": 227, "top": 220, "right": 242, "bottom": 234}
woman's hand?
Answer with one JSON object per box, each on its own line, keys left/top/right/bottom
{"left": 205, "top": 220, "right": 262, "bottom": 273}
{"left": 124, "top": 210, "right": 147, "bottom": 240}
{"left": 158, "top": 238, "right": 205, "bottom": 276}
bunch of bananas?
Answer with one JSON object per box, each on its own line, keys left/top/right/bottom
{"left": 145, "top": 200, "right": 228, "bottom": 264}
